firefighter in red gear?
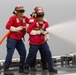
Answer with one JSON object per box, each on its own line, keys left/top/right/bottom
{"left": 30, "top": 8, "right": 48, "bottom": 71}
{"left": 23, "top": 6, "right": 57, "bottom": 74}
{"left": 4, "top": 6, "right": 29, "bottom": 73}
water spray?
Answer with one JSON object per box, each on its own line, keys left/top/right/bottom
{"left": 46, "top": 20, "right": 76, "bottom": 45}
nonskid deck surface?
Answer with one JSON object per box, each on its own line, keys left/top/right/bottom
{"left": 0, "top": 66, "right": 76, "bottom": 75}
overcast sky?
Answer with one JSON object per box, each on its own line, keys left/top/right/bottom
{"left": 0, "top": 0, "right": 76, "bottom": 26}
{"left": 0, "top": 0, "right": 76, "bottom": 59}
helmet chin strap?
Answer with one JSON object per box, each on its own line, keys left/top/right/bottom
{"left": 17, "top": 14, "right": 24, "bottom": 20}
{"left": 39, "top": 21, "right": 43, "bottom": 24}
{"left": 37, "top": 18, "right": 43, "bottom": 24}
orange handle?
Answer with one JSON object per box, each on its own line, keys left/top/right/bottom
{"left": 0, "top": 31, "right": 11, "bottom": 44}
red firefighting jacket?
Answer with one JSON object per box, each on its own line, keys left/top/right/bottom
{"left": 6, "top": 15, "right": 29, "bottom": 40}
{"left": 27, "top": 18, "right": 49, "bottom": 45}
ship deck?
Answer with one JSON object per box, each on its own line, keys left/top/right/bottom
{"left": 0, "top": 65, "right": 76, "bottom": 75}
{"left": 0, "top": 54, "right": 76, "bottom": 75}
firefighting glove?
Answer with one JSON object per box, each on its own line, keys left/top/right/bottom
{"left": 45, "top": 33, "right": 49, "bottom": 41}
{"left": 40, "top": 29, "right": 48, "bottom": 34}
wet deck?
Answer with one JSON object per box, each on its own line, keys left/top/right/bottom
{"left": 0, "top": 54, "right": 76, "bottom": 75}
{"left": 0, "top": 66, "right": 76, "bottom": 75}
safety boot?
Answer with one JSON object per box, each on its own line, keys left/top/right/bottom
{"left": 4, "top": 67, "right": 9, "bottom": 72}
{"left": 49, "top": 68, "right": 57, "bottom": 73}
{"left": 19, "top": 66, "right": 23, "bottom": 73}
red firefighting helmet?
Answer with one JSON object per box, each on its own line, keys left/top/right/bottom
{"left": 13, "top": 5, "right": 25, "bottom": 14}
{"left": 33, "top": 6, "right": 44, "bottom": 17}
